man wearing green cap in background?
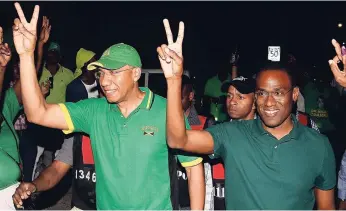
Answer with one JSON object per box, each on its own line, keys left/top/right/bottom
{"left": 13, "top": 3, "right": 204, "bottom": 209}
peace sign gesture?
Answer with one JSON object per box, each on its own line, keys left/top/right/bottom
{"left": 0, "top": 26, "right": 12, "bottom": 68}
{"left": 157, "top": 19, "right": 184, "bottom": 79}
{"left": 12, "top": 2, "right": 40, "bottom": 56}
{"left": 329, "top": 39, "right": 346, "bottom": 88}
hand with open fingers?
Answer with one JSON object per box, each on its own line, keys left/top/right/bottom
{"left": 329, "top": 39, "right": 346, "bottom": 88}
{"left": 157, "top": 19, "right": 184, "bottom": 79}
{"left": 40, "top": 80, "right": 50, "bottom": 95}
{"left": 12, "top": 2, "right": 40, "bottom": 55}
{"left": 12, "top": 182, "right": 37, "bottom": 209}
{"left": 0, "top": 43, "right": 12, "bottom": 68}
{"left": 39, "top": 16, "right": 51, "bottom": 44}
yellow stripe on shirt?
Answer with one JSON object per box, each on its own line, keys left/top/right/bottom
{"left": 58, "top": 104, "right": 75, "bottom": 134}
{"left": 181, "top": 157, "right": 203, "bottom": 167}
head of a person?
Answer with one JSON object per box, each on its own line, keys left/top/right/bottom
{"left": 255, "top": 64, "right": 299, "bottom": 128}
{"left": 87, "top": 43, "right": 142, "bottom": 103}
{"left": 46, "top": 42, "right": 61, "bottom": 64}
{"left": 222, "top": 76, "right": 256, "bottom": 120}
{"left": 76, "top": 48, "right": 96, "bottom": 77}
{"left": 181, "top": 75, "right": 194, "bottom": 112}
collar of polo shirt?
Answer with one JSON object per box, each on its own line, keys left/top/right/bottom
{"left": 108, "top": 87, "right": 154, "bottom": 112}
{"left": 252, "top": 114, "right": 303, "bottom": 142}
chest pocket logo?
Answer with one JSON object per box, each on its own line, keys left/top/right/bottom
{"left": 141, "top": 126, "right": 158, "bottom": 137}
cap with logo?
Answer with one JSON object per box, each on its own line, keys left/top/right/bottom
{"left": 87, "top": 43, "right": 142, "bottom": 71}
{"left": 221, "top": 76, "right": 256, "bottom": 94}
{"left": 48, "top": 42, "right": 61, "bottom": 53}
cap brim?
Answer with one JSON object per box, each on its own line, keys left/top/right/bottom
{"left": 222, "top": 81, "right": 255, "bottom": 94}
{"left": 221, "top": 82, "right": 232, "bottom": 93}
{"left": 87, "top": 58, "right": 127, "bottom": 71}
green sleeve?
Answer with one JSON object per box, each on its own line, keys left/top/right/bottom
{"left": 205, "top": 123, "right": 228, "bottom": 158}
{"left": 2, "top": 88, "right": 20, "bottom": 122}
{"left": 59, "top": 98, "right": 102, "bottom": 135}
{"left": 204, "top": 79, "right": 212, "bottom": 96}
{"left": 315, "top": 136, "right": 336, "bottom": 190}
{"left": 176, "top": 116, "right": 203, "bottom": 167}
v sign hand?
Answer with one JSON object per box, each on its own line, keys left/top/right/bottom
{"left": 157, "top": 19, "right": 184, "bottom": 79}
{"left": 329, "top": 39, "right": 346, "bottom": 88}
{"left": 13, "top": 2, "right": 40, "bottom": 56}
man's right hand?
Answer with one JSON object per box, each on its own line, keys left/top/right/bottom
{"left": 157, "top": 19, "right": 184, "bottom": 79}
{"left": 12, "top": 182, "right": 37, "bottom": 209}
{"left": 12, "top": 2, "right": 40, "bottom": 56}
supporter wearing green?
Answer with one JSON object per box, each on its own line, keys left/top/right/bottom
{"left": 157, "top": 19, "right": 336, "bottom": 210}
{"left": 13, "top": 5, "right": 204, "bottom": 209}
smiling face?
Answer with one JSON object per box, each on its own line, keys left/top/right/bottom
{"left": 98, "top": 65, "right": 140, "bottom": 103}
{"left": 255, "top": 69, "right": 299, "bottom": 128}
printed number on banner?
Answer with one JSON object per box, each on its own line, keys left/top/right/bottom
{"left": 75, "top": 170, "right": 96, "bottom": 183}
{"left": 268, "top": 46, "right": 280, "bottom": 62}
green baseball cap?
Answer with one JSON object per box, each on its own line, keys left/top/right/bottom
{"left": 48, "top": 42, "right": 61, "bottom": 53}
{"left": 87, "top": 43, "right": 142, "bottom": 71}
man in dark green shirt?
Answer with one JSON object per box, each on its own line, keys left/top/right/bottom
{"left": 157, "top": 20, "right": 336, "bottom": 210}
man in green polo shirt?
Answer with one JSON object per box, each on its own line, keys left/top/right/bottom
{"left": 157, "top": 20, "right": 336, "bottom": 210}
{"left": 12, "top": 4, "right": 204, "bottom": 210}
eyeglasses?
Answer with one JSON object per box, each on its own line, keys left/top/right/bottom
{"left": 94, "top": 67, "right": 134, "bottom": 79}
{"left": 255, "top": 88, "right": 293, "bottom": 101}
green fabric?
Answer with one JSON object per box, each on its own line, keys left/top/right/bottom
{"left": 87, "top": 43, "right": 142, "bottom": 71}
{"left": 0, "top": 88, "right": 21, "bottom": 189}
{"left": 206, "top": 115, "right": 336, "bottom": 209}
{"left": 303, "top": 82, "right": 335, "bottom": 133}
{"left": 39, "top": 64, "right": 74, "bottom": 104}
{"left": 204, "top": 75, "right": 230, "bottom": 122}
{"left": 62, "top": 87, "right": 201, "bottom": 209}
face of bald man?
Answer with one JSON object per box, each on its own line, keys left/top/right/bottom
{"left": 255, "top": 70, "right": 299, "bottom": 128}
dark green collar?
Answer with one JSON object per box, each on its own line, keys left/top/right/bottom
{"left": 253, "top": 114, "right": 302, "bottom": 141}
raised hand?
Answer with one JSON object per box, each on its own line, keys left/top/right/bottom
{"left": 12, "top": 2, "right": 40, "bottom": 55}
{"left": 0, "top": 27, "right": 12, "bottom": 67}
{"left": 328, "top": 39, "right": 346, "bottom": 88}
{"left": 39, "top": 16, "right": 51, "bottom": 44}
{"left": 157, "top": 19, "right": 184, "bottom": 79}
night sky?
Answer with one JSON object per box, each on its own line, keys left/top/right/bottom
{"left": 1, "top": 1, "right": 346, "bottom": 89}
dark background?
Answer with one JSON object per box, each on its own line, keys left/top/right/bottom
{"left": 1, "top": 1, "right": 346, "bottom": 90}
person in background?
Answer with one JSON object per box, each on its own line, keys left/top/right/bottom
{"left": 203, "top": 51, "right": 238, "bottom": 123}
{"left": 13, "top": 48, "right": 98, "bottom": 210}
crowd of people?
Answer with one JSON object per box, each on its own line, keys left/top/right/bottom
{"left": 1, "top": 2, "right": 346, "bottom": 210}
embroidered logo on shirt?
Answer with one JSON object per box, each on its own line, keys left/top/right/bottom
{"left": 141, "top": 125, "right": 158, "bottom": 136}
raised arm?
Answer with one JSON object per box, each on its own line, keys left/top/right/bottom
{"left": 157, "top": 19, "right": 214, "bottom": 154}
{"left": 36, "top": 16, "right": 51, "bottom": 72}
{"left": 0, "top": 26, "right": 12, "bottom": 98}
{"left": 13, "top": 2, "right": 67, "bottom": 130}
{"left": 329, "top": 39, "right": 346, "bottom": 88}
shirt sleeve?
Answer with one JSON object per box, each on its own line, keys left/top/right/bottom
{"left": 205, "top": 123, "right": 228, "bottom": 158}
{"left": 58, "top": 98, "right": 99, "bottom": 135}
{"left": 2, "top": 88, "right": 20, "bottom": 122}
{"left": 315, "top": 136, "right": 336, "bottom": 190}
{"left": 55, "top": 136, "right": 73, "bottom": 166}
{"left": 176, "top": 116, "right": 203, "bottom": 167}
{"left": 338, "top": 151, "right": 346, "bottom": 200}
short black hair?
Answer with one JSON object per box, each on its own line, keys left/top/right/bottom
{"left": 181, "top": 75, "right": 193, "bottom": 93}
{"left": 257, "top": 63, "right": 297, "bottom": 88}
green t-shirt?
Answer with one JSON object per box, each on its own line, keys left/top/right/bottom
{"left": 303, "top": 82, "right": 335, "bottom": 133}
{"left": 0, "top": 88, "right": 21, "bottom": 189}
{"left": 39, "top": 64, "right": 74, "bottom": 104}
{"left": 59, "top": 87, "right": 202, "bottom": 210}
{"left": 206, "top": 115, "right": 336, "bottom": 209}
{"left": 204, "top": 75, "right": 230, "bottom": 122}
